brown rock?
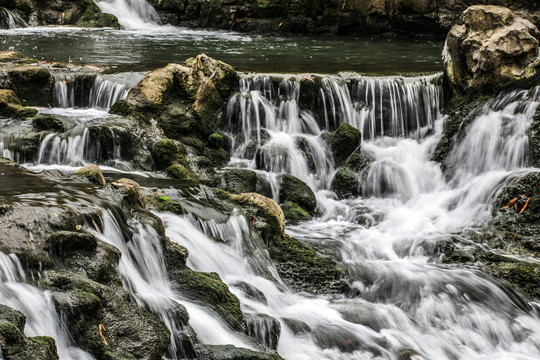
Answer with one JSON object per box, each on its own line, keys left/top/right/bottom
{"left": 444, "top": 5, "right": 540, "bottom": 94}
{"left": 111, "top": 178, "right": 145, "bottom": 209}
{"left": 73, "top": 164, "right": 106, "bottom": 186}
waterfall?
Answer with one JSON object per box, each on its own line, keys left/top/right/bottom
{"left": 52, "top": 72, "right": 144, "bottom": 110}
{"left": 0, "top": 253, "right": 95, "bottom": 359}
{"left": 93, "top": 0, "right": 160, "bottom": 29}
{"left": 224, "top": 73, "right": 442, "bottom": 194}
{"left": 0, "top": 7, "right": 27, "bottom": 29}
{"left": 90, "top": 210, "right": 255, "bottom": 358}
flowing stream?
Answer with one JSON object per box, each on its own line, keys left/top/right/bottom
{"left": 1, "top": 1, "right": 540, "bottom": 358}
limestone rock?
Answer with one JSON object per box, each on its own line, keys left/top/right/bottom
{"left": 111, "top": 178, "right": 145, "bottom": 209}
{"left": 444, "top": 5, "right": 540, "bottom": 94}
{"left": 278, "top": 174, "right": 316, "bottom": 217}
{"left": 220, "top": 169, "right": 258, "bottom": 194}
{"left": 229, "top": 192, "right": 285, "bottom": 239}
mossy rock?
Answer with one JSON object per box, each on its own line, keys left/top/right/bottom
{"left": 75, "top": 1, "right": 120, "bottom": 28}
{"left": 0, "top": 305, "right": 59, "bottom": 360}
{"left": 278, "top": 174, "right": 316, "bottom": 215}
{"left": 268, "top": 234, "right": 347, "bottom": 294}
{"left": 245, "top": 313, "right": 281, "bottom": 350}
{"left": 73, "top": 164, "right": 106, "bottom": 186}
{"left": 151, "top": 139, "right": 182, "bottom": 170}
{"left": 0, "top": 89, "right": 38, "bottom": 118}
{"left": 330, "top": 123, "right": 362, "bottom": 165}
{"left": 31, "top": 115, "right": 65, "bottom": 132}
{"left": 171, "top": 269, "right": 244, "bottom": 331}
{"left": 229, "top": 192, "right": 285, "bottom": 241}
{"left": 197, "top": 344, "right": 283, "bottom": 360}
{"left": 208, "top": 133, "right": 225, "bottom": 149}
{"left": 485, "top": 262, "right": 540, "bottom": 299}
{"left": 281, "top": 201, "right": 311, "bottom": 222}
{"left": 220, "top": 169, "right": 258, "bottom": 194}
{"left": 110, "top": 178, "right": 145, "bottom": 209}
{"left": 7, "top": 64, "right": 53, "bottom": 107}
{"left": 331, "top": 167, "right": 360, "bottom": 197}
{"left": 46, "top": 271, "right": 170, "bottom": 360}
{"left": 147, "top": 195, "right": 186, "bottom": 215}
{"left": 48, "top": 231, "right": 98, "bottom": 254}
{"left": 205, "top": 147, "right": 230, "bottom": 167}
{"left": 166, "top": 162, "right": 198, "bottom": 182}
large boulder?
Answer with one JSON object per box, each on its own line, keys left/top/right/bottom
{"left": 0, "top": 89, "right": 37, "bottom": 118}
{"left": 444, "top": 6, "right": 540, "bottom": 94}
{"left": 111, "top": 55, "right": 239, "bottom": 142}
{"left": 278, "top": 174, "right": 316, "bottom": 221}
{"left": 330, "top": 123, "right": 362, "bottom": 165}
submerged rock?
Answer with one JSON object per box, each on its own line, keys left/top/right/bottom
{"left": 197, "top": 344, "right": 283, "bottom": 360}
{"left": 31, "top": 115, "right": 65, "bottom": 132}
{"left": 73, "top": 164, "right": 106, "bottom": 186}
{"left": 245, "top": 313, "right": 281, "bottom": 351}
{"left": 0, "top": 305, "right": 59, "bottom": 360}
{"left": 444, "top": 6, "right": 540, "bottom": 95}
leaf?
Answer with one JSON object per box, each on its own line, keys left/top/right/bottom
{"left": 520, "top": 198, "right": 531, "bottom": 214}
{"left": 99, "top": 324, "right": 108, "bottom": 346}
{"left": 514, "top": 178, "right": 522, "bottom": 184}
{"left": 500, "top": 197, "right": 518, "bottom": 210}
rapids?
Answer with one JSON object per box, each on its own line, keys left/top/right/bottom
{"left": 1, "top": 1, "right": 540, "bottom": 359}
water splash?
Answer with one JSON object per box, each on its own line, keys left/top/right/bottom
{"left": 93, "top": 0, "right": 160, "bottom": 29}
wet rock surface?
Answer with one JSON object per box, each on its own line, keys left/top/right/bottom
{"left": 444, "top": 5, "right": 540, "bottom": 95}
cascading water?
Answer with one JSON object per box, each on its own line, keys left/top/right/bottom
{"left": 93, "top": 0, "right": 160, "bottom": 29}
{"left": 52, "top": 72, "right": 144, "bottom": 110}
{"left": 0, "top": 253, "right": 95, "bottom": 360}
{"left": 0, "top": 7, "right": 27, "bottom": 29}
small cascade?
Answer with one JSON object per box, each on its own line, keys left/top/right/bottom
{"left": 35, "top": 124, "right": 134, "bottom": 169}
{"left": 90, "top": 209, "right": 255, "bottom": 359}
{"left": 0, "top": 253, "right": 95, "bottom": 359}
{"left": 93, "top": 0, "right": 160, "bottom": 29}
{"left": 0, "top": 7, "right": 27, "bottom": 29}
{"left": 53, "top": 72, "right": 143, "bottom": 110}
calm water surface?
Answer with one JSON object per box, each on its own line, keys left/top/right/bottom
{"left": 0, "top": 26, "right": 443, "bottom": 74}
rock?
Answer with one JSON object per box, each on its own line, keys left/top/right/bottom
{"left": 196, "top": 344, "right": 283, "bottom": 360}
{"left": 268, "top": 234, "right": 348, "bottom": 294}
{"left": 331, "top": 167, "right": 360, "bottom": 197}
{"left": 485, "top": 262, "right": 540, "bottom": 299}
{"left": 444, "top": 6, "right": 540, "bottom": 95}
{"left": 166, "top": 163, "right": 198, "bottom": 182}
{"left": 146, "top": 195, "right": 186, "bottom": 215}
{"left": 528, "top": 108, "right": 540, "bottom": 168}
{"left": 7, "top": 64, "right": 53, "bottom": 106}
{"left": 111, "top": 178, "right": 145, "bottom": 209}
{"left": 245, "top": 313, "right": 281, "bottom": 350}
{"left": 280, "top": 201, "right": 311, "bottom": 222}
{"left": 111, "top": 55, "right": 239, "bottom": 142}
{"left": 205, "top": 147, "right": 230, "bottom": 167}
{"left": 31, "top": 115, "right": 65, "bottom": 132}
{"left": 0, "top": 89, "right": 37, "bottom": 118}
{"left": 330, "top": 123, "right": 362, "bottom": 165}
{"left": 74, "top": 0, "right": 120, "bottom": 28}
{"left": 229, "top": 192, "right": 285, "bottom": 240}
{"left": 73, "top": 164, "right": 106, "bottom": 186}
{"left": 207, "top": 133, "right": 225, "bottom": 149}
{"left": 151, "top": 139, "right": 182, "bottom": 170}
{"left": 220, "top": 169, "right": 258, "bottom": 194}
{"left": 278, "top": 174, "right": 316, "bottom": 215}
{"left": 48, "top": 231, "right": 98, "bottom": 254}
{"left": 46, "top": 271, "right": 170, "bottom": 360}
{"left": 0, "top": 304, "right": 59, "bottom": 360}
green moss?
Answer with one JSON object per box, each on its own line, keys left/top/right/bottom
{"left": 208, "top": 133, "right": 225, "bottom": 149}
{"left": 206, "top": 147, "right": 230, "bottom": 167}
{"left": 330, "top": 123, "right": 362, "bottom": 164}
{"left": 76, "top": 1, "right": 120, "bottom": 28}
{"left": 152, "top": 139, "right": 182, "bottom": 170}
{"left": 281, "top": 201, "right": 311, "bottom": 221}
{"left": 485, "top": 262, "right": 540, "bottom": 299}
{"left": 147, "top": 195, "right": 186, "bottom": 215}
{"left": 268, "top": 234, "right": 347, "bottom": 294}
{"left": 330, "top": 167, "right": 359, "bottom": 197}
{"left": 278, "top": 174, "right": 316, "bottom": 214}
{"left": 166, "top": 163, "right": 198, "bottom": 183}
{"left": 173, "top": 269, "right": 244, "bottom": 331}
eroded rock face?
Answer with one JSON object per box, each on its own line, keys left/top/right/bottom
{"left": 444, "top": 5, "right": 540, "bottom": 94}
{"left": 111, "top": 55, "right": 239, "bottom": 142}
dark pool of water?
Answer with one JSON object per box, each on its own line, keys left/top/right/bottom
{"left": 0, "top": 26, "right": 444, "bottom": 74}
